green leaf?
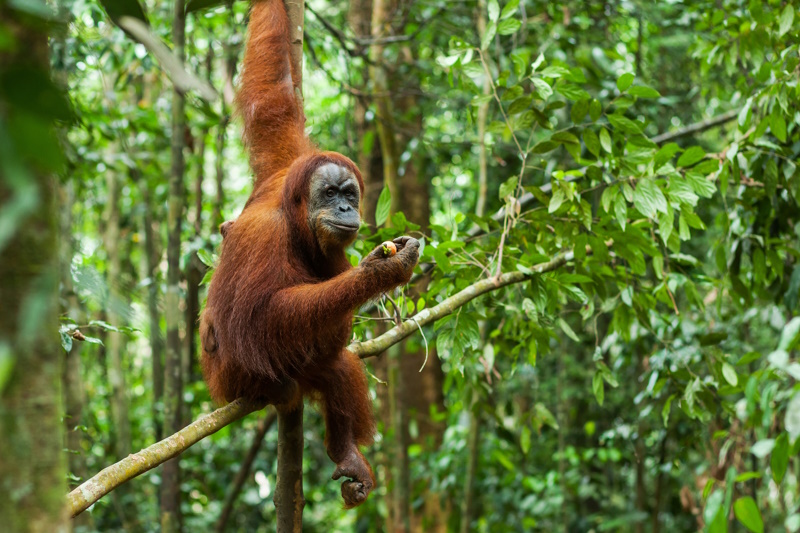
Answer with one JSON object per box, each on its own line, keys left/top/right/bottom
{"left": 654, "top": 143, "right": 681, "bottom": 168}
{"left": 592, "top": 371, "right": 604, "bottom": 406}
{"left": 628, "top": 85, "right": 661, "bottom": 98}
{"left": 531, "top": 78, "right": 553, "bottom": 100}
{"left": 481, "top": 21, "right": 497, "bottom": 50}
{"left": 676, "top": 146, "right": 705, "bottom": 167}
{"left": 607, "top": 113, "right": 642, "bottom": 134}
{"left": 375, "top": 186, "right": 392, "bottom": 226}
{"left": 786, "top": 394, "right": 800, "bottom": 442}
{"left": 750, "top": 439, "right": 775, "bottom": 458}
{"left": 499, "top": 0, "right": 520, "bottom": 19}
{"left": 60, "top": 331, "right": 73, "bottom": 353}
{"left": 487, "top": 0, "right": 500, "bottom": 22}
{"left": 599, "top": 128, "right": 612, "bottom": 153}
{"left": 558, "top": 318, "right": 580, "bottom": 342}
{"left": 520, "top": 426, "right": 531, "bottom": 454}
{"left": 685, "top": 172, "right": 716, "bottom": 198}
{"left": 583, "top": 129, "right": 600, "bottom": 157}
{"left": 771, "top": 433, "right": 789, "bottom": 484}
{"left": 772, "top": 113, "right": 787, "bottom": 143}
{"left": 570, "top": 98, "right": 589, "bottom": 123}
{"left": 548, "top": 188, "right": 566, "bottom": 213}
{"left": 613, "top": 194, "right": 627, "bottom": 230}
{"left": 497, "top": 18, "right": 522, "bottom": 35}
{"left": 658, "top": 210, "right": 673, "bottom": 243}
{"left": 734, "top": 497, "right": 764, "bottom": 533}
{"left": 779, "top": 4, "right": 794, "bottom": 37}
{"left": 507, "top": 95, "right": 532, "bottom": 115}
{"left": 721, "top": 363, "right": 738, "bottom": 386}
{"left": 499, "top": 176, "right": 517, "bottom": 199}
{"left": 589, "top": 99, "right": 602, "bottom": 122}
{"left": 616, "top": 72, "right": 634, "bottom": 91}
{"left": 557, "top": 84, "right": 590, "bottom": 101}
{"left": 197, "top": 249, "right": 215, "bottom": 268}
{"left": 735, "top": 472, "right": 762, "bottom": 483}
{"left": 632, "top": 179, "right": 667, "bottom": 218}
{"left": 662, "top": 395, "right": 674, "bottom": 426}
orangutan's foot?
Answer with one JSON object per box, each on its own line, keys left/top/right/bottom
{"left": 331, "top": 448, "right": 375, "bottom": 508}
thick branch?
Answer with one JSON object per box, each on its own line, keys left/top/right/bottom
{"left": 67, "top": 398, "right": 264, "bottom": 517}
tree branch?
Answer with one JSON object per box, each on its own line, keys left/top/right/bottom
{"left": 67, "top": 398, "right": 265, "bottom": 517}
{"left": 651, "top": 109, "right": 739, "bottom": 145}
{"left": 352, "top": 252, "right": 572, "bottom": 358}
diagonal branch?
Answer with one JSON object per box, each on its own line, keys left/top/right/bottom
{"left": 67, "top": 398, "right": 265, "bottom": 517}
{"left": 66, "top": 251, "right": 574, "bottom": 517}
{"left": 352, "top": 252, "right": 571, "bottom": 358}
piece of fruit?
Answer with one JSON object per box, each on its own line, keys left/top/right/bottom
{"left": 381, "top": 241, "right": 397, "bottom": 257}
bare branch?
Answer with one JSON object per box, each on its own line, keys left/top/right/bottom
{"left": 67, "top": 398, "right": 265, "bottom": 517}
{"left": 651, "top": 109, "right": 739, "bottom": 145}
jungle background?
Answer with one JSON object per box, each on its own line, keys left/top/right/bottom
{"left": 1, "top": 0, "right": 800, "bottom": 531}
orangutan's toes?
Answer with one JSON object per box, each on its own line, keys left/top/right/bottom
{"left": 341, "top": 479, "right": 370, "bottom": 509}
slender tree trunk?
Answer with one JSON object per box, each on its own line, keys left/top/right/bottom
{"left": 652, "top": 434, "right": 668, "bottom": 533}
{"left": 475, "top": 0, "right": 490, "bottom": 218}
{"left": 60, "top": 181, "right": 92, "bottom": 532}
{"left": 104, "top": 170, "right": 140, "bottom": 530}
{"left": 370, "top": 0, "right": 400, "bottom": 219}
{"left": 459, "top": 397, "right": 482, "bottom": 533}
{"left": 0, "top": 10, "right": 67, "bottom": 532}
{"left": 213, "top": 115, "right": 228, "bottom": 229}
{"left": 104, "top": 171, "right": 132, "bottom": 462}
{"left": 185, "top": 94, "right": 207, "bottom": 408}
{"left": 213, "top": 38, "right": 239, "bottom": 229}
{"left": 275, "top": 406, "right": 304, "bottom": 533}
{"left": 557, "top": 353, "right": 567, "bottom": 533}
{"left": 140, "top": 175, "right": 164, "bottom": 440}
{"left": 161, "top": 0, "right": 187, "bottom": 530}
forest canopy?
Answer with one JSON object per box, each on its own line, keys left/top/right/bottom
{"left": 1, "top": 0, "right": 800, "bottom": 532}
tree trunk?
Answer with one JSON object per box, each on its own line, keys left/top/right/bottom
{"left": 104, "top": 171, "right": 132, "bottom": 462}
{"left": 161, "top": 0, "right": 187, "bottom": 530}
{"left": 459, "top": 394, "right": 482, "bottom": 533}
{"left": 475, "top": 0, "right": 490, "bottom": 218}
{"left": 0, "top": 9, "right": 68, "bottom": 532}
{"left": 103, "top": 169, "right": 140, "bottom": 530}
{"left": 140, "top": 175, "right": 164, "bottom": 440}
{"left": 275, "top": 407, "right": 305, "bottom": 533}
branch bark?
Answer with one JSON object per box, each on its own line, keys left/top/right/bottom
{"left": 68, "top": 398, "right": 265, "bottom": 517}
{"left": 352, "top": 252, "right": 571, "bottom": 358}
{"left": 67, "top": 251, "right": 573, "bottom": 517}
{"left": 651, "top": 109, "right": 738, "bottom": 145}
{"left": 275, "top": 406, "right": 305, "bottom": 533}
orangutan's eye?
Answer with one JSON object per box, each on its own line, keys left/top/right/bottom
{"left": 326, "top": 188, "right": 335, "bottom": 198}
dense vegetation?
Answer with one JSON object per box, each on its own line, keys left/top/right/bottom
{"left": 1, "top": 0, "right": 799, "bottom": 531}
